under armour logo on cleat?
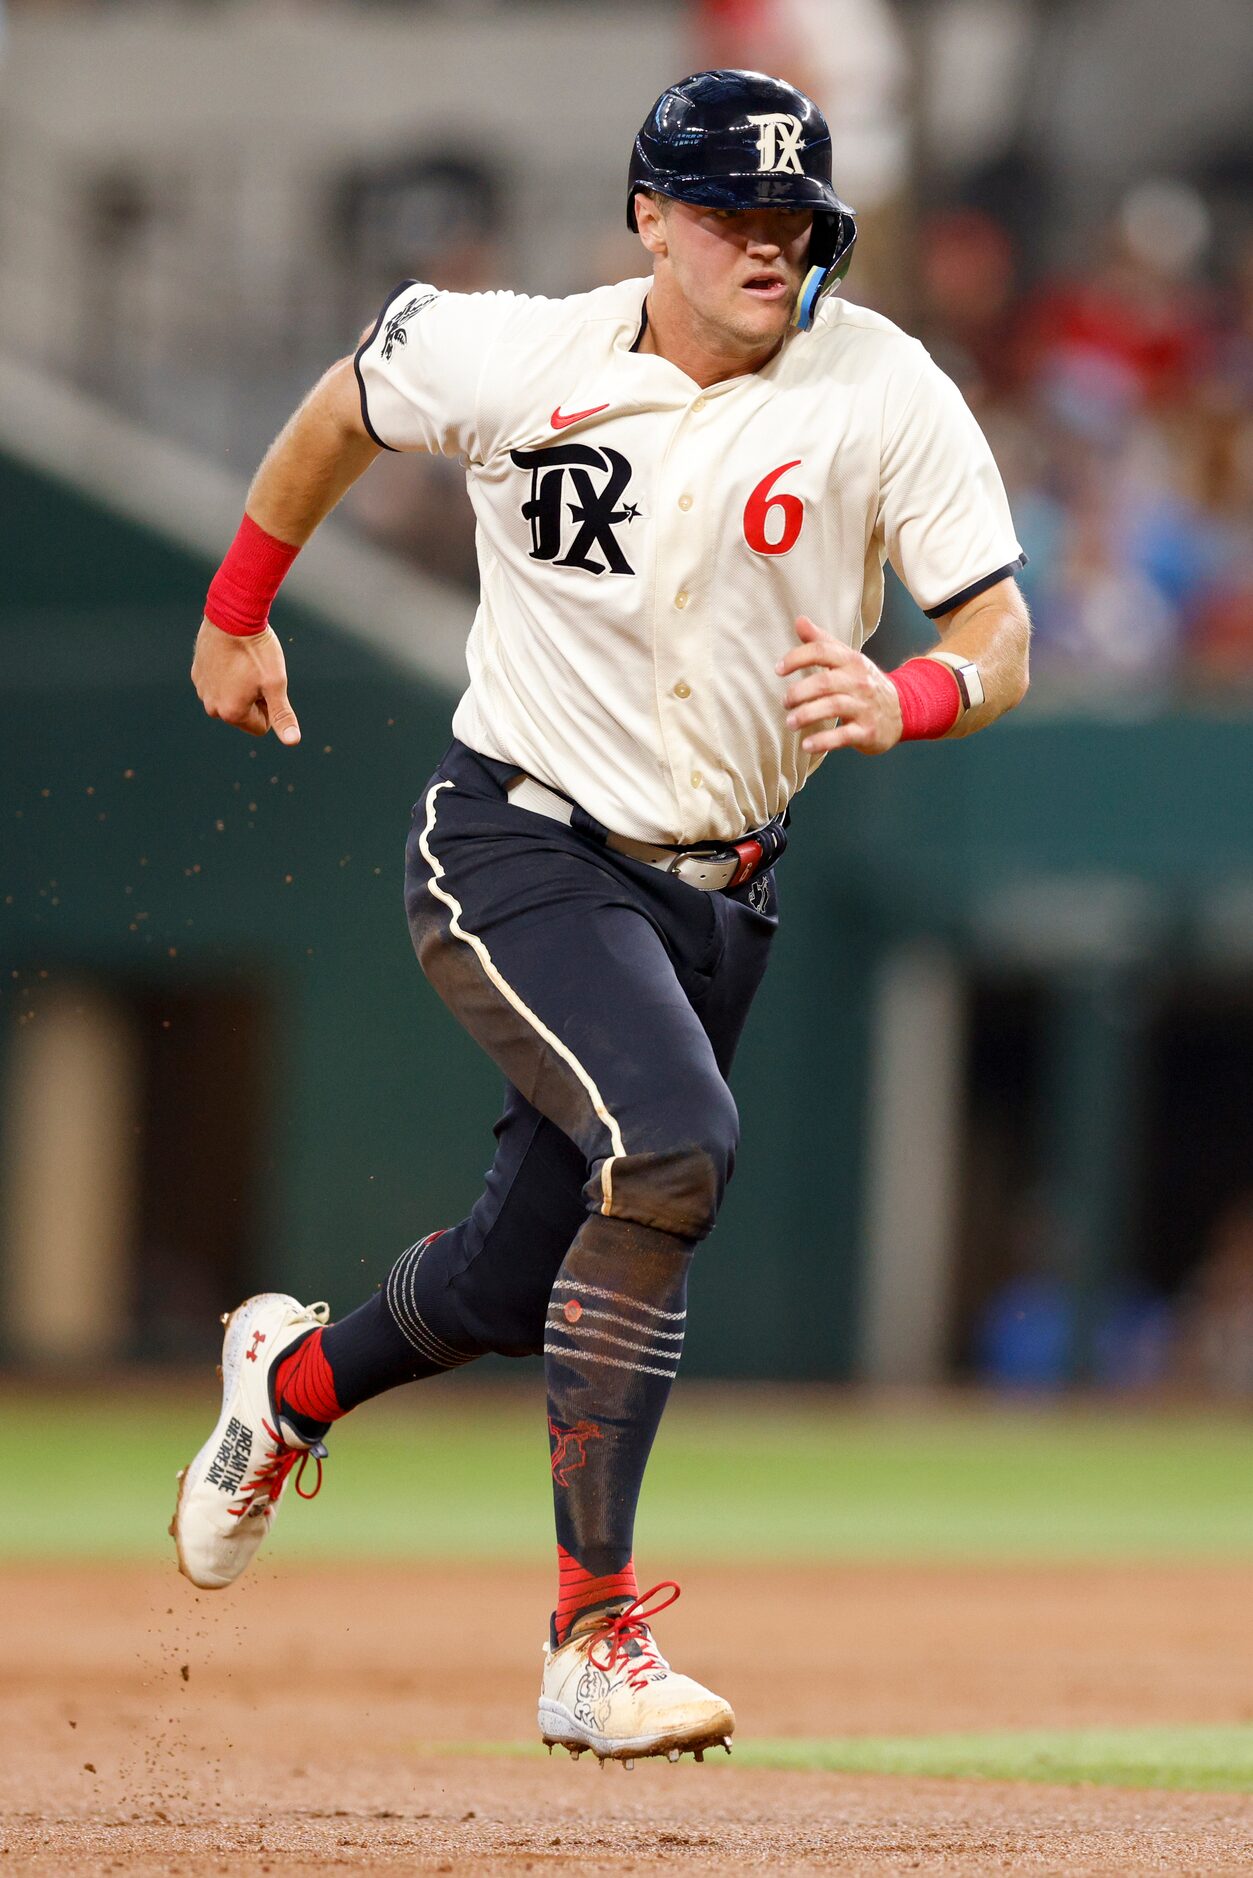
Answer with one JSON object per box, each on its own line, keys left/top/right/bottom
{"left": 246, "top": 1330, "right": 267, "bottom": 1363}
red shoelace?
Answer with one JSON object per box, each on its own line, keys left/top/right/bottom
{"left": 588, "top": 1582, "right": 681, "bottom": 1689}
{"left": 227, "top": 1419, "right": 325, "bottom": 1520}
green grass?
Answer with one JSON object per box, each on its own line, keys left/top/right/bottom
{"left": 737, "top": 1725, "right": 1253, "bottom": 1791}
{"left": 453, "top": 1725, "right": 1253, "bottom": 1793}
{"left": 3, "top": 1385, "right": 1251, "bottom": 1563}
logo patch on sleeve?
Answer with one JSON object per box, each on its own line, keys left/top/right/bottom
{"left": 381, "top": 292, "right": 437, "bottom": 360}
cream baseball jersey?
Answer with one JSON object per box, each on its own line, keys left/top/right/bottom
{"left": 355, "top": 276, "right": 1023, "bottom": 846}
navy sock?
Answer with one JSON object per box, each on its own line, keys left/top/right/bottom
{"left": 319, "top": 1231, "right": 483, "bottom": 1410}
{"left": 544, "top": 1216, "right": 692, "bottom": 1601}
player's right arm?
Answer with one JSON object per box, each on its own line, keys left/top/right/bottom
{"left": 194, "top": 281, "right": 512, "bottom": 742}
{"left": 191, "top": 355, "right": 380, "bottom": 744}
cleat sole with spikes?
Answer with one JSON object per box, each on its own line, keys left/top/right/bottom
{"left": 540, "top": 1724, "right": 735, "bottom": 1765}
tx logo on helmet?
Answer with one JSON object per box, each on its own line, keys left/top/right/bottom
{"left": 746, "top": 112, "right": 804, "bottom": 174}
{"left": 511, "top": 443, "right": 641, "bottom": 576}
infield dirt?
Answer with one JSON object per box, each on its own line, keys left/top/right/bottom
{"left": 3, "top": 1561, "right": 1251, "bottom": 1874}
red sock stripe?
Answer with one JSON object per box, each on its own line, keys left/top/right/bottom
{"left": 555, "top": 1545, "right": 638, "bottom": 1644}
{"left": 273, "top": 1328, "right": 342, "bottom": 1425}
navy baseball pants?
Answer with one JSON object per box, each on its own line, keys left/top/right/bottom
{"left": 320, "top": 739, "right": 778, "bottom": 1613}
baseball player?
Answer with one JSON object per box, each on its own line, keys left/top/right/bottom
{"left": 174, "top": 70, "right": 1029, "bottom": 1767}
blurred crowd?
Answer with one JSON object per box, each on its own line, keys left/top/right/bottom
{"left": 920, "top": 188, "right": 1253, "bottom": 702}
{"left": 975, "top": 1188, "right": 1253, "bottom": 1396}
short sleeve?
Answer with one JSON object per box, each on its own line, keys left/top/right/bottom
{"left": 353, "top": 280, "right": 514, "bottom": 460}
{"left": 878, "top": 351, "right": 1025, "bottom": 619}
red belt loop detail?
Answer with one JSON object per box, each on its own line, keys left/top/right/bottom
{"left": 729, "top": 838, "right": 765, "bottom": 888}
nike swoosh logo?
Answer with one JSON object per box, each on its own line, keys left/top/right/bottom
{"left": 551, "top": 402, "right": 610, "bottom": 430}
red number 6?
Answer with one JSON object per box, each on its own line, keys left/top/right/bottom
{"left": 743, "top": 459, "right": 804, "bottom": 556}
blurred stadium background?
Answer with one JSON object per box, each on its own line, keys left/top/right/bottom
{"left": 3, "top": 2, "right": 1253, "bottom": 1864}
{"left": 3, "top": 0, "right": 1251, "bottom": 1398}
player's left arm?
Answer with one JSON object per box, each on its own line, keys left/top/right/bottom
{"left": 778, "top": 576, "right": 1031, "bottom": 755}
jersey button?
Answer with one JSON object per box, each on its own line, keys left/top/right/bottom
{"left": 690, "top": 770, "right": 703, "bottom": 788}
{"left": 692, "top": 397, "right": 707, "bottom": 412}
{"left": 673, "top": 681, "right": 691, "bottom": 699}
{"left": 678, "top": 494, "right": 693, "bottom": 512}
{"left": 674, "top": 591, "right": 689, "bottom": 609}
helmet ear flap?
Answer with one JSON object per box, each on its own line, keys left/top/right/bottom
{"left": 791, "top": 214, "right": 857, "bottom": 331}
{"left": 805, "top": 206, "right": 856, "bottom": 272}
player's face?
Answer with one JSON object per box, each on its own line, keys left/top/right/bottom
{"left": 643, "top": 199, "right": 813, "bottom": 356}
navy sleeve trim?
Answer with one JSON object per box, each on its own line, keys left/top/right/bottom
{"left": 923, "top": 554, "right": 1027, "bottom": 620}
{"left": 352, "top": 278, "right": 418, "bottom": 454}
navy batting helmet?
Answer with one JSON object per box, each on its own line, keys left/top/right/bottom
{"left": 627, "top": 69, "right": 856, "bottom": 331}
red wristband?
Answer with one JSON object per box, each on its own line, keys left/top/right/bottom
{"left": 204, "top": 514, "right": 300, "bottom": 638}
{"left": 888, "top": 657, "right": 962, "bottom": 741}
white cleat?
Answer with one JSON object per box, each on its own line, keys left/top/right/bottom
{"left": 170, "top": 1292, "right": 330, "bottom": 1590}
{"left": 538, "top": 1584, "right": 734, "bottom": 1765}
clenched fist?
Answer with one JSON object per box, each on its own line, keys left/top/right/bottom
{"left": 777, "top": 614, "right": 902, "bottom": 755}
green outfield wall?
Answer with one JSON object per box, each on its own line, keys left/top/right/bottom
{"left": 4, "top": 452, "right": 1253, "bottom": 1378}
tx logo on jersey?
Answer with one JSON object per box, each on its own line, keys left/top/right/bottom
{"left": 511, "top": 443, "right": 640, "bottom": 576}
{"left": 747, "top": 112, "right": 804, "bottom": 174}
{"left": 380, "top": 292, "right": 436, "bottom": 360}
